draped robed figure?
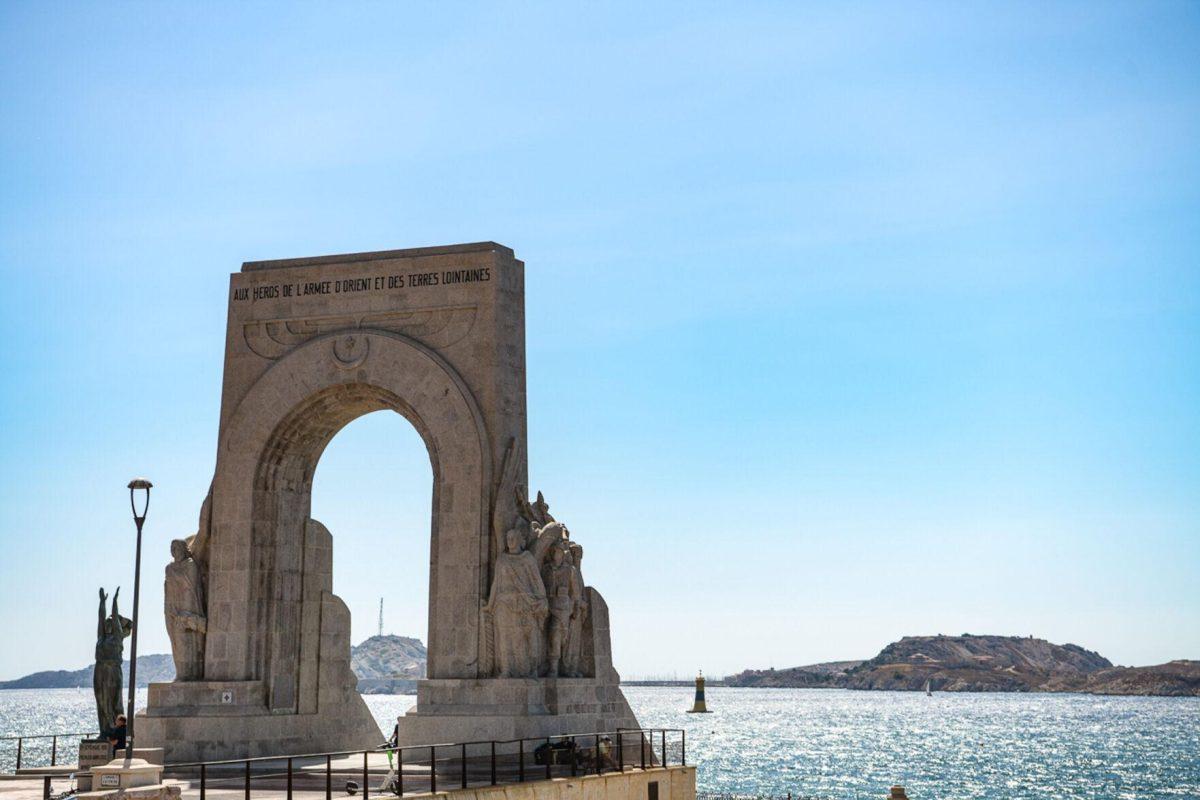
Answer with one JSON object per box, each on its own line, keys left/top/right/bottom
{"left": 484, "top": 527, "right": 548, "bottom": 677}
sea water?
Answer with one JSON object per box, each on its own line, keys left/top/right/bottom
{"left": 624, "top": 686, "right": 1200, "bottom": 799}
{"left": 1, "top": 687, "right": 1196, "bottom": 799}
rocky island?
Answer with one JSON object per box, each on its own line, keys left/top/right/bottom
{"left": 726, "top": 634, "right": 1200, "bottom": 696}
{"left": 351, "top": 634, "right": 427, "bottom": 693}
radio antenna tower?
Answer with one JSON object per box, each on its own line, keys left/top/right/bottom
{"left": 378, "top": 598, "right": 384, "bottom": 638}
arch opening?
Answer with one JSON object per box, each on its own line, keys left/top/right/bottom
{"left": 312, "top": 409, "right": 432, "bottom": 688}
{"left": 249, "top": 382, "right": 444, "bottom": 712}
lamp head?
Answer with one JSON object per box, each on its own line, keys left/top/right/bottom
{"left": 128, "top": 478, "right": 152, "bottom": 521}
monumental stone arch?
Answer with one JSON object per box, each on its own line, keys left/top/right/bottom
{"left": 141, "top": 243, "right": 639, "bottom": 762}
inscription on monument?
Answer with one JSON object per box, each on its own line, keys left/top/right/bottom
{"left": 232, "top": 267, "right": 491, "bottom": 303}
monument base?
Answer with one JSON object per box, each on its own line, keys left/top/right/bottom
{"left": 141, "top": 562, "right": 384, "bottom": 763}
{"left": 138, "top": 678, "right": 381, "bottom": 763}
{"left": 90, "top": 757, "right": 162, "bottom": 790}
{"left": 395, "top": 676, "right": 639, "bottom": 751}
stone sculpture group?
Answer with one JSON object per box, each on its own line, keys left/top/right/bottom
{"left": 164, "top": 488, "right": 591, "bottom": 682}
{"left": 485, "top": 490, "right": 590, "bottom": 679}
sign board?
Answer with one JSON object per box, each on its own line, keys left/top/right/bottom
{"left": 78, "top": 741, "right": 112, "bottom": 769}
{"left": 100, "top": 774, "right": 121, "bottom": 788}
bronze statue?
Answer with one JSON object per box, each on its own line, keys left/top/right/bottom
{"left": 483, "top": 528, "right": 548, "bottom": 677}
{"left": 94, "top": 587, "right": 132, "bottom": 737}
{"left": 165, "top": 539, "right": 207, "bottom": 680}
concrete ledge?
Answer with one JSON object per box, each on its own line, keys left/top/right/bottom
{"left": 394, "top": 766, "right": 695, "bottom": 800}
{"left": 14, "top": 766, "right": 79, "bottom": 777}
{"left": 77, "top": 782, "right": 181, "bottom": 800}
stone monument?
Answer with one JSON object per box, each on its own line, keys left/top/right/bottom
{"left": 139, "top": 243, "right": 639, "bottom": 762}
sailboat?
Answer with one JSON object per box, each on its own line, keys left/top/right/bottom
{"left": 924, "top": 679, "right": 932, "bottom": 697}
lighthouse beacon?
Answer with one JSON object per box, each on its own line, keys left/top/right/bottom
{"left": 687, "top": 671, "right": 711, "bottom": 713}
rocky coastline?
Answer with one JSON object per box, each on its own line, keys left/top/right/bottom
{"left": 725, "top": 635, "right": 1200, "bottom": 697}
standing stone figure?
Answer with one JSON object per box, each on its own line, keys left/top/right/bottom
{"left": 563, "top": 543, "right": 588, "bottom": 677}
{"left": 542, "top": 544, "right": 575, "bottom": 676}
{"left": 483, "top": 528, "right": 548, "bottom": 677}
{"left": 93, "top": 587, "right": 132, "bottom": 737}
{"left": 165, "top": 539, "right": 207, "bottom": 681}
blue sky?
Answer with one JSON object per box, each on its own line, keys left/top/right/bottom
{"left": 0, "top": 2, "right": 1196, "bottom": 679}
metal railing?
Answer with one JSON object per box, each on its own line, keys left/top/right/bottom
{"left": 0, "top": 732, "right": 96, "bottom": 773}
{"left": 165, "top": 728, "right": 685, "bottom": 799}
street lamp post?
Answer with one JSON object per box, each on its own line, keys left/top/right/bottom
{"left": 126, "top": 478, "right": 152, "bottom": 748}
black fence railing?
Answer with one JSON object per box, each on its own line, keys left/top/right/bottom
{"left": 696, "top": 794, "right": 833, "bottom": 800}
{"left": 0, "top": 732, "right": 96, "bottom": 773}
{"left": 163, "top": 728, "right": 685, "bottom": 800}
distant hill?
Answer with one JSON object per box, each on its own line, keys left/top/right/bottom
{"left": 1052, "top": 659, "right": 1200, "bottom": 696}
{"left": 727, "top": 635, "right": 1198, "bottom": 696}
{"left": 1, "top": 635, "right": 429, "bottom": 695}
{"left": 842, "top": 634, "right": 1110, "bottom": 692}
{"left": 351, "top": 635, "right": 427, "bottom": 694}
{"left": 725, "top": 660, "right": 863, "bottom": 688}
{"left": 0, "top": 654, "right": 176, "bottom": 690}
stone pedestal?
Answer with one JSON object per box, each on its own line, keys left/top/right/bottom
{"left": 396, "top": 675, "right": 639, "bottom": 749}
{"left": 90, "top": 758, "right": 162, "bottom": 790}
{"left": 140, "top": 559, "right": 382, "bottom": 762}
{"left": 395, "top": 587, "right": 638, "bottom": 749}
{"left": 138, "top": 671, "right": 379, "bottom": 763}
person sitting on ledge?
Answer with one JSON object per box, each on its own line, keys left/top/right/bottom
{"left": 107, "top": 714, "right": 127, "bottom": 756}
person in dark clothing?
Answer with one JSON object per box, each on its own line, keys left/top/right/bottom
{"left": 107, "top": 715, "right": 127, "bottom": 756}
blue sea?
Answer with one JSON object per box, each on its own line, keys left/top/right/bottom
{"left": 2, "top": 686, "right": 1197, "bottom": 799}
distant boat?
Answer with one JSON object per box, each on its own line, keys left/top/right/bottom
{"left": 924, "top": 679, "right": 932, "bottom": 696}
